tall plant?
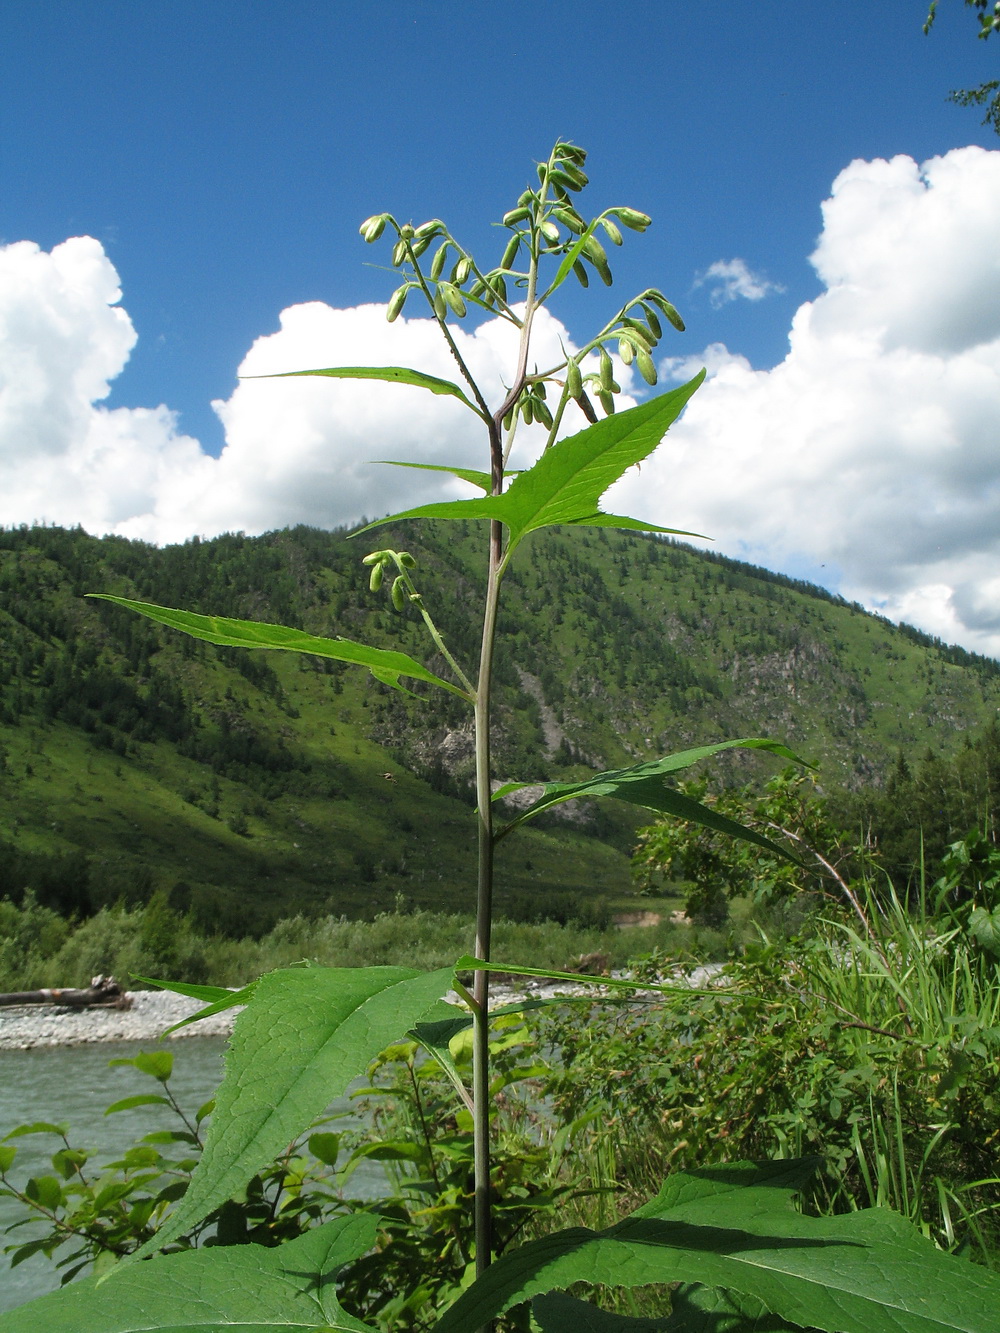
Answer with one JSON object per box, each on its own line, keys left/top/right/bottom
{"left": 3, "top": 143, "right": 996, "bottom": 1333}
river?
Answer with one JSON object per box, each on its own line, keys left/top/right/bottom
{"left": 0, "top": 1037, "right": 388, "bottom": 1314}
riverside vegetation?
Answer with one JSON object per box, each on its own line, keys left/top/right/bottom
{"left": 2, "top": 144, "right": 999, "bottom": 1332}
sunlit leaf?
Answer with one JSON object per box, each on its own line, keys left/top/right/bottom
{"left": 249, "top": 363, "right": 483, "bottom": 417}
{"left": 123, "top": 964, "right": 453, "bottom": 1263}
{"left": 494, "top": 739, "right": 808, "bottom": 861}
{"left": 357, "top": 375, "right": 706, "bottom": 551}
{"left": 86, "top": 597, "right": 472, "bottom": 700}
{"left": 0, "top": 1214, "right": 379, "bottom": 1332}
{"left": 433, "top": 1160, "right": 1000, "bottom": 1333}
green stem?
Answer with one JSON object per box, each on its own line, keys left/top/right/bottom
{"left": 472, "top": 515, "right": 502, "bottom": 1280}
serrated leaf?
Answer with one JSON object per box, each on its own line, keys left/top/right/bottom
{"left": 86, "top": 597, "right": 471, "bottom": 700}
{"left": 433, "top": 1160, "right": 1000, "bottom": 1333}
{"left": 124, "top": 964, "right": 453, "bottom": 1264}
{"left": 494, "top": 739, "right": 808, "bottom": 861}
{"left": 249, "top": 363, "right": 484, "bottom": 417}
{"left": 0, "top": 1213, "right": 379, "bottom": 1333}
{"left": 357, "top": 377, "right": 706, "bottom": 552}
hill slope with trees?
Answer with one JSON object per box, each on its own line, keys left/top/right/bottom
{"left": 0, "top": 521, "right": 997, "bottom": 934}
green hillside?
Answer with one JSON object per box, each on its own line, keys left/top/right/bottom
{"left": 0, "top": 522, "right": 997, "bottom": 934}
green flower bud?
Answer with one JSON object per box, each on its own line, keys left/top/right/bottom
{"left": 520, "top": 396, "right": 534, "bottom": 425}
{"left": 359, "top": 214, "right": 386, "bottom": 243}
{"left": 599, "top": 348, "right": 614, "bottom": 392}
{"left": 414, "top": 219, "right": 444, "bottom": 239}
{"left": 641, "top": 302, "right": 663, "bottom": 340}
{"left": 553, "top": 207, "right": 585, "bottom": 234}
{"left": 622, "top": 317, "right": 654, "bottom": 349}
{"left": 614, "top": 207, "right": 652, "bottom": 232}
{"left": 600, "top": 216, "right": 623, "bottom": 246}
{"left": 533, "top": 396, "right": 554, "bottom": 429}
{"left": 430, "top": 242, "right": 450, "bottom": 281}
{"left": 572, "top": 259, "right": 589, "bottom": 288}
{"left": 399, "top": 224, "right": 415, "bottom": 240}
{"left": 362, "top": 550, "right": 387, "bottom": 566}
{"left": 391, "top": 575, "right": 407, "bottom": 611}
{"left": 440, "top": 282, "right": 467, "bottom": 317}
{"left": 597, "top": 390, "right": 616, "bottom": 416}
{"left": 453, "top": 256, "right": 472, "bottom": 284}
{"left": 502, "top": 206, "right": 531, "bottom": 227}
{"left": 411, "top": 235, "right": 432, "bottom": 258}
{"left": 636, "top": 348, "right": 657, "bottom": 386}
{"left": 397, "top": 552, "right": 416, "bottom": 569}
{"left": 391, "top": 239, "right": 407, "bottom": 267}
{"left": 386, "top": 285, "right": 409, "bottom": 323}
{"left": 539, "top": 220, "right": 560, "bottom": 244}
{"left": 369, "top": 564, "right": 384, "bottom": 593}
{"left": 566, "top": 359, "right": 584, "bottom": 399}
{"left": 618, "top": 337, "right": 634, "bottom": 366}
{"left": 500, "top": 235, "right": 521, "bottom": 271}
{"left": 490, "top": 274, "right": 508, "bottom": 305}
{"left": 433, "top": 287, "right": 447, "bottom": 320}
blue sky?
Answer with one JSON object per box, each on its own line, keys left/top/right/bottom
{"left": 2, "top": 1, "right": 1000, "bottom": 653}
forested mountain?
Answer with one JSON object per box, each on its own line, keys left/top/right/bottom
{"left": 1, "top": 521, "right": 997, "bottom": 934}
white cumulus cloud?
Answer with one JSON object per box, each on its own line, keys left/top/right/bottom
{"left": 3, "top": 144, "right": 1000, "bottom": 656}
{"left": 608, "top": 145, "right": 1000, "bottom": 656}
{"left": 694, "top": 257, "right": 785, "bottom": 308}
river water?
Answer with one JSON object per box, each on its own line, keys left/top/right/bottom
{"left": 0, "top": 1037, "right": 387, "bottom": 1314}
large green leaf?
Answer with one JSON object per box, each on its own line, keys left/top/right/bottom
{"left": 357, "top": 374, "right": 706, "bottom": 550}
{"left": 123, "top": 964, "right": 453, "bottom": 1264}
{"left": 0, "top": 1214, "right": 379, "bottom": 1333}
{"left": 433, "top": 1160, "right": 1000, "bottom": 1333}
{"left": 533, "top": 1288, "right": 807, "bottom": 1333}
{"left": 255, "top": 363, "right": 483, "bottom": 417}
{"left": 86, "top": 596, "right": 471, "bottom": 700}
{"left": 494, "top": 739, "right": 807, "bottom": 861}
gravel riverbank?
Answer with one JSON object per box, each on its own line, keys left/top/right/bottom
{"left": 0, "top": 966, "right": 724, "bottom": 1051}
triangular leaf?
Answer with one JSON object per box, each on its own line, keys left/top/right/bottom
{"left": 87, "top": 596, "right": 472, "bottom": 700}
{"left": 250, "top": 363, "right": 483, "bottom": 417}
{"left": 494, "top": 739, "right": 808, "bottom": 862}
{"left": 0, "top": 1214, "right": 379, "bottom": 1332}
{"left": 123, "top": 964, "right": 453, "bottom": 1264}
{"left": 130, "top": 975, "right": 256, "bottom": 1036}
{"left": 379, "top": 460, "right": 495, "bottom": 492}
{"left": 432, "top": 1160, "right": 1000, "bottom": 1333}
{"left": 357, "top": 375, "right": 705, "bottom": 549}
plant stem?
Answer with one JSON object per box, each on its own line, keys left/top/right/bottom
{"left": 472, "top": 516, "right": 503, "bottom": 1280}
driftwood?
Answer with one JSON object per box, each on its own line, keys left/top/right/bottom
{"left": 0, "top": 975, "right": 131, "bottom": 1010}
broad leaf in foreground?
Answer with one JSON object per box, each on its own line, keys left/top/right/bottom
{"left": 357, "top": 374, "right": 706, "bottom": 549}
{"left": 123, "top": 964, "right": 453, "bottom": 1264}
{"left": 494, "top": 739, "right": 807, "bottom": 860}
{"left": 0, "top": 1213, "right": 379, "bottom": 1333}
{"left": 432, "top": 1160, "right": 1000, "bottom": 1333}
{"left": 86, "top": 597, "right": 471, "bottom": 700}
{"left": 532, "top": 1288, "right": 807, "bottom": 1333}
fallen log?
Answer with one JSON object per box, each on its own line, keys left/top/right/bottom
{"left": 0, "top": 975, "right": 131, "bottom": 1010}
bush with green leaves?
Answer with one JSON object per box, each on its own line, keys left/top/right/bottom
{"left": 536, "top": 883, "right": 1000, "bottom": 1261}
{"left": 1, "top": 142, "right": 997, "bottom": 1333}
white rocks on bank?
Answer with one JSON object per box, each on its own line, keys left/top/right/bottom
{"left": 0, "top": 965, "right": 725, "bottom": 1051}
{"left": 0, "top": 990, "right": 242, "bottom": 1051}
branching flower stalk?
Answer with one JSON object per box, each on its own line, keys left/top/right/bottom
{"left": 356, "top": 143, "right": 682, "bottom": 1274}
